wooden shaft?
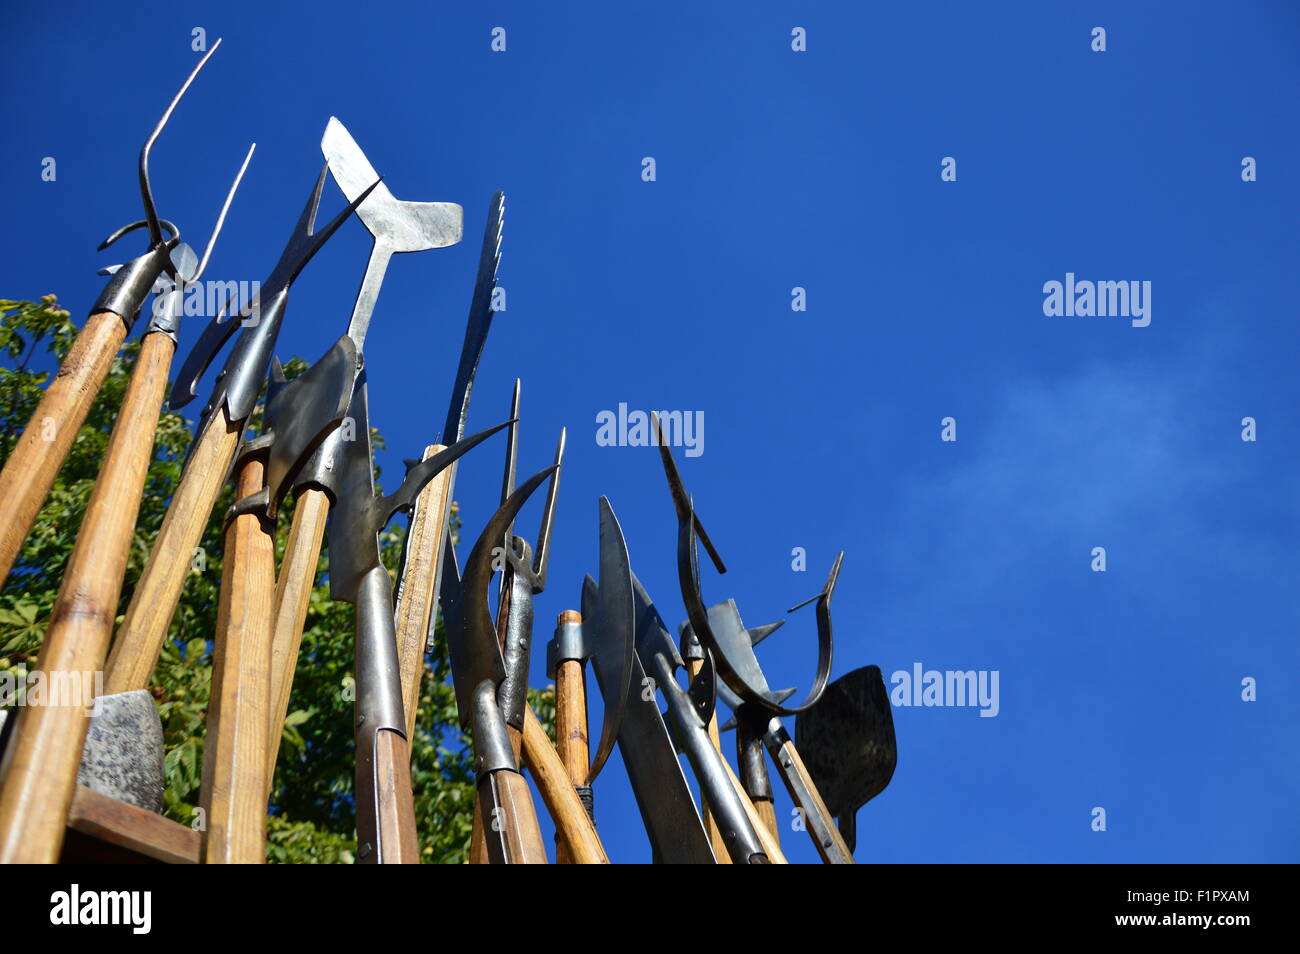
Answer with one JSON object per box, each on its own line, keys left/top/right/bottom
{"left": 0, "top": 332, "right": 174, "bottom": 864}
{"left": 554, "top": 643, "right": 589, "bottom": 865}
{"left": 719, "top": 752, "right": 789, "bottom": 864}
{"left": 0, "top": 311, "right": 128, "bottom": 587}
{"left": 199, "top": 453, "right": 275, "bottom": 864}
{"left": 754, "top": 797, "right": 779, "bottom": 841}
{"left": 105, "top": 406, "right": 244, "bottom": 694}
{"left": 774, "top": 737, "right": 855, "bottom": 864}
{"left": 480, "top": 769, "right": 549, "bottom": 864}
{"left": 264, "top": 488, "right": 330, "bottom": 788}
{"left": 372, "top": 729, "right": 421, "bottom": 863}
{"left": 687, "top": 656, "right": 733, "bottom": 864}
{"left": 469, "top": 720, "right": 523, "bottom": 863}
{"left": 393, "top": 444, "right": 451, "bottom": 742}
{"left": 521, "top": 704, "right": 608, "bottom": 864}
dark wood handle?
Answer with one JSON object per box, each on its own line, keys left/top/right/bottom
{"left": 372, "top": 729, "right": 421, "bottom": 863}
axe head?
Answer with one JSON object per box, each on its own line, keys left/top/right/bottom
{"left": 323, "top": 116, "right": 463, "bottom": 252}
{"left": 261, "top": 335, "right": 358, "bottom": 519}
{"left": 794, "top": 665, "right": 898, "bottom": 853}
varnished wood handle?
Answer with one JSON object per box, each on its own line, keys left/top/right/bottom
{"left": 372, "top": 729, "right": 421, "bottom": 863}
{"left": 773, "top": 737, "right": 855, "bottom": 864}
{"left": 754, "top": 797, "right": 779, "bottom": 841}
{"left": 521, "top": 705, "right": 608, "bottom": 864}
{"left": 719, "top": 752, "right": 789, "bottom": 864}
{"left": 264, "top": 488, "right": 330, "bottom": 787}
{"left": 0, "top": 311, "right": 128, "bottom": 587}
{"left": 554, "top": 649, "right": 589, "bottom": 865}
{"left": 0, "top": 332, "right": 174, "bottom": 864}
{"left": 199, "top": 453, "right": 275, "bottom": 864}
{"left": 479, "top": 769, "right": 549, "bottom": 864}
{"left": 105, "top": 405, "right": 244, "bottom": 694}
{"left": 686, "top": 656, "right": 734, "bottom": 864}
{"left": 393, "top": 444, "right": 452, "bottom": 742}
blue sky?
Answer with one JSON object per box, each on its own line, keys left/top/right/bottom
{"left": 2, "top": 1, "right": 1297, "bottom": 862}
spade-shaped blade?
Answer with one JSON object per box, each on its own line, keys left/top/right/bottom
{"left": 794, "top": 665, "right": 897, "bottom": 852}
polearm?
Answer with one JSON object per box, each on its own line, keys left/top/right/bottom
{"left": 543, "top": 496, "right": 635, "bottom": 863}
{"left": 102, "top": 160, "right": 379, "bottom": 695}
{"left": 442, "top": 465, "right": 558, "bottom": 863}
{"left": 200, "top": 339, "right": 358, "bottom": 864}
{"left": 0, "top": 49, "right": 253, "bottom": 865}
{"left": 462, "top": 389, "right": 607, "bottom": 861}
{"left": 262, "top": 117, "right": 463, "bottom": 785}
{"left": 657, "top": 428, "right": 845, "bottom": 862}
{"left": 327, "top": 372, "right": 512, "bottom": 863}
{"left": 0, "top": 42, "right": 249, "bottom": 589}
{"left": 391, "top": 191, "right": 505, "bottom": 741}
{"left": 631, "top": 572, "right": 778, "bottom": 864}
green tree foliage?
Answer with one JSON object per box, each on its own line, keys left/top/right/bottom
{"left": 0, "top": 297, "right": 553, "bottom": 863}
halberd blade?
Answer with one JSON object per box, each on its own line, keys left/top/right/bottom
{"left": 586, "top": 497, "right": 635, "bottom": 783}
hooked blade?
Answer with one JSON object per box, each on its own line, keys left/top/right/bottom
{"left": 443, "top": 465, "right": 558, "bottom": 726}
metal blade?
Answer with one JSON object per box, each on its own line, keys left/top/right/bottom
{"left": 585, "top": 497, "right": 634, "bottom": 784}
{"left": 440, "top": 192, "right": 504, "bottom": 446}
{"left": 583, "top": 574, "right": 715, "bottom": 863}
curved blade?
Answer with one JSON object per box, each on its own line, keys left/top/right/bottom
{"left": 169, "top": 300, "right": 244, "bottom": 409}
{"left": 445, "top": 465, "right": 558, "bottom": 725}
{"left": 374, "top": 419, "right": 515, "bottom": 526}
{"left": 582, "top": 573, "right": 715, "bottom": 863}
{"left": 586, "top": 497, "right": 634, "bottom": 784}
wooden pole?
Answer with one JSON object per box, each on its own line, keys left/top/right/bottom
{"left": 520, "top": 703, "right": 608, "bottom": 863}
{"left": 264, "top": 487, "right": 330, "bottom": 788}
{"left": 199, "top": 449, "right": 275, "bottom": 864}
{"left": 392, "top": 444, "right": 452, "bottom": 742}
{"left": 0, "top": 332, "right": 173, "bottom": 863}
{"left": 0, "top": 311, "right": 128, "bottom": 587}
{"left": 552, "top": 609, "right": 589, "bottom": 864}
{"left": 104, "top": 406, "right": 244, "bottom": 694}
